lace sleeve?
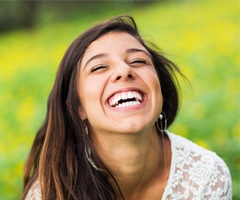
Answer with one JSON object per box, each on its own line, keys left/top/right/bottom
{"left": 24, "top": 181, "right": 42, "bottom": 200}
{"left": 164, "top": 132, "right": 232, "bottom": 200}
{"left": 203, "top": 156, "right": 232, "bottom": 199}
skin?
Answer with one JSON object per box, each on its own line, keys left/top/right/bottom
{"left": 78, "top": 32, "right": 171, "bottom": 199}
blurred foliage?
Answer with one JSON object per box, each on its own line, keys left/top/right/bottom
{"left": 0, "top": 0, "right": 239, "bottom": 199}
{"left": 0, "top": 0, "right": 158, "bottom": 33}
{"left": 0, "top": 1, "right": 38, "bottom": 32}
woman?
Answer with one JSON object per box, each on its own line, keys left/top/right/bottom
{"left": 22, "top": 16, "right": 232, "bottom": 200}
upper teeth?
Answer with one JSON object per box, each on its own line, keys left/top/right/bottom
{"left": 109, "top": 91, "right": 143, "bottom": 107}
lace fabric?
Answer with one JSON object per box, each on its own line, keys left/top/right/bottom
{"left": 24, "top": 132, "right": 232, "bottom": 200}
{"left": 25, "top": 181, "right": 41, "bottom": 200}
{"left": 163, "top": 132, "right": 232, "bottom": 200}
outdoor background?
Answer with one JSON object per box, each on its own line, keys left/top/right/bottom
{"left": 0, "top": 0, "right": 239, "bottom": 199}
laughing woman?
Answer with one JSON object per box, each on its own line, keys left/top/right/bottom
{"left": 22, "top": 16, "right": 232, "bottom": 200}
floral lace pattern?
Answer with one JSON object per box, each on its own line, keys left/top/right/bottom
{"left": 24, "top": 132, "right": 232, "bottom": 200}
{"left": 25, "top": 181, "right": 41, "bottom": 200}
{"left": 163, "top": 132, "right": 232, "bottom": 200}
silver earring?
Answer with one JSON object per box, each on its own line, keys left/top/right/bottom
{"left": 156, "top": 111, "right": 167, "bottom": 171}
{"left": 84, "top": 123, "right": 89, "bottom": 135}
{"left": 84, "top": 124, "right": 108, "bottom": 174}
{"left": 157, "top": 111, "right": 167, "bottom": 132}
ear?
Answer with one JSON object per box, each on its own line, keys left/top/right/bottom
{"left": 79, "top": 107, "right": 87, "bottom": 121}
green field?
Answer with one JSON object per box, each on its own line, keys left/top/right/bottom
{"left": 0, "top": 1, "right": 239, "bottom": 199}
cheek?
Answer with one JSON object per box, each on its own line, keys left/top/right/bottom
{"left": 78, "top": 78, "right": 105, "bottom": 117}
{"left": 147, "top": 69, "right": 163, "bottom": 103}
{"left": 143, "top": 68, "right": 161, "bottom": 90}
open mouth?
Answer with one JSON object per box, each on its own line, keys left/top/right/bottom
{"left": 108, "top": 91, "right": 143, "bottom": 108}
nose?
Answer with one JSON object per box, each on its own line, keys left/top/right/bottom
{"left": 111, "top": 62, "right": 136, "bottom": 82}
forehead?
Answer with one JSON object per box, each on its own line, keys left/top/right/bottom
{"left": 80, "top": 32, "right": 147, "bottom": 65}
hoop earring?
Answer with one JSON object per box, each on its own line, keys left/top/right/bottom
{"left": 156, "top": 111, "right": 167, "bottom": 132}
{"left": 84, "top": 124, "right": 108, "bottom": 174}
{"left": 156, "top": 111, "right": 167, "bottom": 171}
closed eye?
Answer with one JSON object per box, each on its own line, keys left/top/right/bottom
{"left": 91, "top": 65, "right": 107, "bottom": 73}
{"left": 130, "top": 59, "right": 150, "bottom": 65}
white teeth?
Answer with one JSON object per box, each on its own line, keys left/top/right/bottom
{"left": 127, "top": 92, "right": 133, "bottom": 99}
{"left": 115, "top": 100, "right": 140, "bottom": 108}
{"left": 122, "top": 92, "right": 127, "bottom": 100}
{"left": 110, "top": 91, "right": 143, "bottom": 108}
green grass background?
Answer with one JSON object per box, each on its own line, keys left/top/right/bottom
{"left": 0, "top": 1, "right": 239, "bottom": 199}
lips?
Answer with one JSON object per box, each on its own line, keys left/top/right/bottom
{"left": 108, "top": 90, "right": 143, "bottom": 108}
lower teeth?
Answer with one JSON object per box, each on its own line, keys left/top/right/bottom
{"left": 115, "top": 101, "right": 140, "bottom": 108}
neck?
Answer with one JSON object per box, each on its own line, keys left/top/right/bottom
{"left": 91, "top": 126, "right": 169, "bottom": 198}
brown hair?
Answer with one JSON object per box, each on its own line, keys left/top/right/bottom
{"left": 22, "top": 15, "right": 183, "bottom": 200}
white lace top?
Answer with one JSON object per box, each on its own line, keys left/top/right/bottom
{"left": 25, "top": 132, "right": 232, "bottom": 200}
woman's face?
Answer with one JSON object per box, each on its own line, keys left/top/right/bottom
{"left": 78, "top": 32, "right": 163, "bottom": 136}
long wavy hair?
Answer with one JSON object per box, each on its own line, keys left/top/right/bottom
{"left": 22, "top": 15, "right": 183, "bottom": 200}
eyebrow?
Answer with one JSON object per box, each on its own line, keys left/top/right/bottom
{"left": 83, "top": 48, "right": 151, "bottom": 70}
{"left": 84, "top": 53, "right": 108, "bottom": 70}
{"left": 126, "top": 48, "right": 151, "bottom": 58}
